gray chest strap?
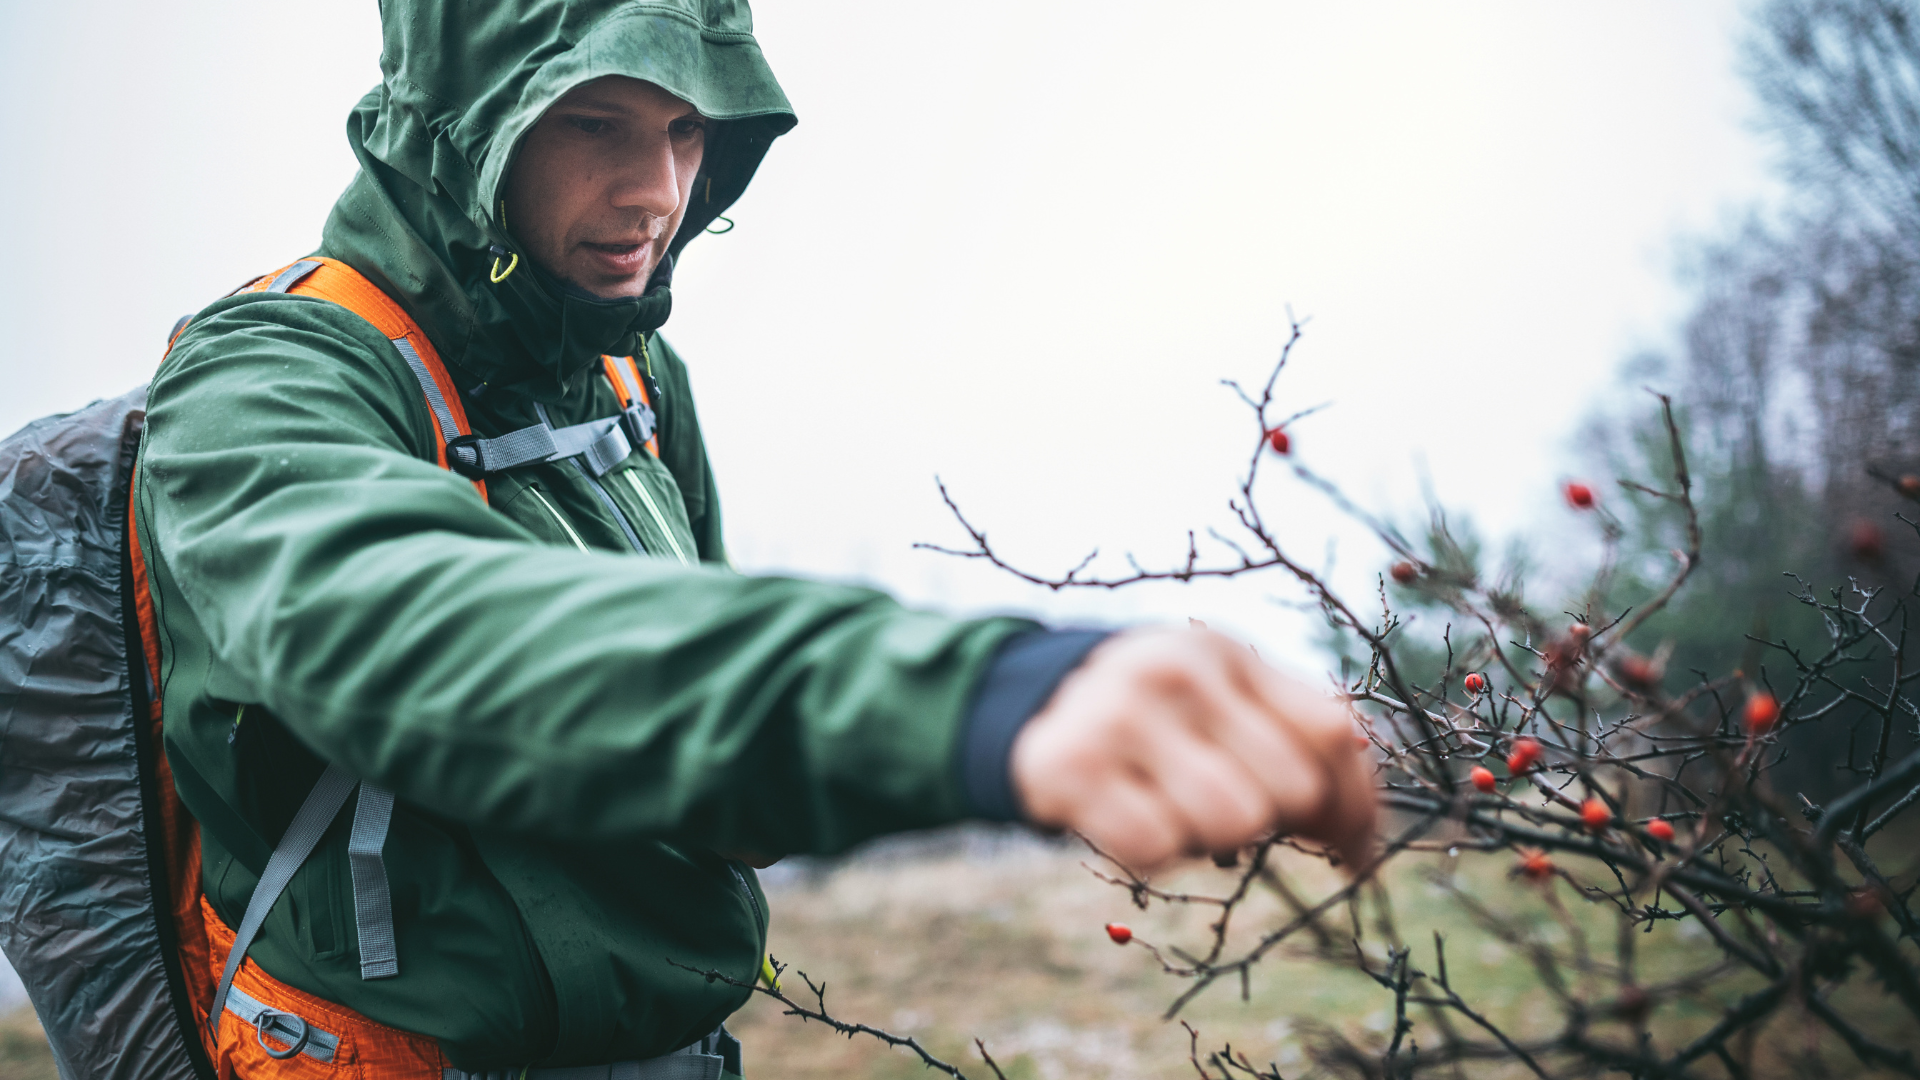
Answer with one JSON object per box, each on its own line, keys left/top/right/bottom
{"left": 208, "top": 766, "right": 400, "bottom": 1039}
{"left": 444, "top": 414, "right": 638, "bottom": 480}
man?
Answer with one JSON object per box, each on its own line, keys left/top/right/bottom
{"left": 133, "top": 0, "right": 1374, "bottom": 1074}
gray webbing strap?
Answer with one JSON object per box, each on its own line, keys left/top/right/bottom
{"left": 347, "top": 783, "right": 399, "bottom": 979}
{"left": 393, "top": 336, "right": 465, "bottom": 446}
{"left": 447, "top": 416, "right": 633, "bottom": 478}
{"left": 209, "top": 764, "right": 358, "bottom": 1037}
{"left": 222, "top": 985, "right": 341, "bottom": 1062}
{"left": 265, "top": 260, "right": 324, "bottom": 294}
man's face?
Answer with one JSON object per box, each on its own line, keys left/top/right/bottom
{"left": 503, "top": 76, "right": 708, "bottom": 299}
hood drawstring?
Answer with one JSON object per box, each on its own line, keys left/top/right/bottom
{"left": 489, "top": 246, "right": 520, "bottom": 283}
{"left": 490, "top": 201, "right": 521, "bottom": 283}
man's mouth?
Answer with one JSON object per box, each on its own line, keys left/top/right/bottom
{"left": 579, "top": 240, "right": 652, "bottom": 277}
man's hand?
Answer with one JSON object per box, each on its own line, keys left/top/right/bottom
{"left": 1010, "top": 626, "right": 1376, "bottom": 872}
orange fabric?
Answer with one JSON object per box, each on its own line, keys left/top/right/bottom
{"left": 201, "top": 898, "right": 446, "bottom": 1079}
{"left": 245, "top": 258, "right": 488, "bottom": 502}
{"left": 598, "top": 355, "right": 660, "bottom": 458}
{"left": 129, "top": 492, "right": 217, "bottom": 1048}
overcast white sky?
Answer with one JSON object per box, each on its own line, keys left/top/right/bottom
{"left": 0, "top": 1, "right": 1776, "bottom": 665}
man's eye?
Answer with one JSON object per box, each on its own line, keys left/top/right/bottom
{"left": 670, "top": 118, "right": 708, "bottom": 138}
{"left": 569, "top": 117, "right": 610, "bottom": 136}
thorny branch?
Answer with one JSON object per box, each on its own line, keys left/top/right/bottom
{"left": 668, "top": 957, "right": 1009, "bottom": 1080}
{"left": 915, "top": 325, "right": 1920, "bottom": 1078}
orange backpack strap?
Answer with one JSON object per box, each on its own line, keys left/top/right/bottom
{"left": 600, "top": 354, "right": 660, "bottom": 458}
{"left": 248, "top": 258, "right": 488, "bottom": 502}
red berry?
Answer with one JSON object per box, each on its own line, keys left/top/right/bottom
{"left": 1743, "top": 691, "right": 1779, "bottom": 734}
{"left": 1568, "top": 622, "right": 1591, "bottom": 641}
{"left": 1617, "top": 655, "right": 1658, "bottom": 689}
{"left": 1519, "top": 851, "right": 1554, "bottom": 882}
{"left": 1900, "top": 475, "right": 1920, "bottom": 498}
{"left": 1390, "top": 561, "right": 1417, "bottom": 584}
{"left": 1564, "top": 482, "right": 1595, "bottom": 509}
{"left": 1105, "top": 922, "right": 1133, "bottom": 944}
{"left": 1848, "top": 519, "right": 1885, "bottom": 562}
{"left": 1463, "top": 672, "right": 1486, "bottom": 694}
{"left": 1615, "top": 985, "right": 1652, "bottom": 1023}
{"left": 1265, "top": 428, "right": 1291, "bottom": 455}
{"left": 1512, "top": 737, "right": 1543, "bottom": 766}
{"left": 1646, "top": 819, "right": 1675, "bottom": 843}
{"left": 1470, "top": 766, "right": 1497, "bottom": 793}
{"left": 1580, "top": 798, "right": 1612, "bottom": 832}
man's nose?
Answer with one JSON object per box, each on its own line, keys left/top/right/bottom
{"left": 610, "top": 133, "right": 684, "bottom": 219}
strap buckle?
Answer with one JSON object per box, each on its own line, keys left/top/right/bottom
{"left": 444, "top": 434, "right": 488, "bottom": 478}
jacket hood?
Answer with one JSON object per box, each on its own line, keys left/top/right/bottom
{"left": 321, "top": 0, "right": 796, "bottom": 398}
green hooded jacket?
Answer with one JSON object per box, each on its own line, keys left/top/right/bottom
{"left": 131, "top": 0, "right": 1104, "bottom": 1069}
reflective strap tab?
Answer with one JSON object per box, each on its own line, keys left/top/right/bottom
{"left": 209, "top": 764, "right": 359, "bottom": 1037}
{"left": 222, "top": 985, "right": 340, "bottom": 1063}
{"left": 393, "top": 336, "right": 464, "bottom": 445}
{"left": 348, "top": 783, "right": 399, "bottom": 979}
{"left": 265, "top": 260, "right": 324, "bottom": 294}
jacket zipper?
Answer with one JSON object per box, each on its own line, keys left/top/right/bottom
{"left": 621, "top": 470, "right": 690, "bottom": 565}
{"left": 527, "top": 487, "right": 588, "bottom": 551}
{"left": 570, "top": 460, "right": 647, "bottom": 554}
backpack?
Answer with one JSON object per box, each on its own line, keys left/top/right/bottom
{"left": 0, "top": 257, "right": 670, "bottom": 1079}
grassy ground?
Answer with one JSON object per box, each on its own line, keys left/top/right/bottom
{"left": 0, "top": 1005, "right": 56, "bottom": 1080}
{"left": 3, "top": 825, "right": 1912, "bottom": 1078}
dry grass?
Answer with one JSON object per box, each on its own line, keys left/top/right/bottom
{"left": 3, "top": 824, "right": 1911, "bottom": 1078}
{"left": 731, "top": 825, "right": 1917, "bottom": 1080}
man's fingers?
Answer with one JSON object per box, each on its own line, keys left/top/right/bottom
{"left": 1071, "top": 774, "right": 1185, "bottom": 870}
{"left": 1130, "top": 717, "right": 1276, "bottom": 851}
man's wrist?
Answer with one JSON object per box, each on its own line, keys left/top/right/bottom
{"left": 958, "top": 628, "right": 1112, "bottom": 821}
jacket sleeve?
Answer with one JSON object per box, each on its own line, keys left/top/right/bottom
{"left": 137, "top": 292, "right": 1034, "bottom": 856}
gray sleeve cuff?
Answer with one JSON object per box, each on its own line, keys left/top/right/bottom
{"left": 960, "top": 629, "right": 1112, "bottom": 821}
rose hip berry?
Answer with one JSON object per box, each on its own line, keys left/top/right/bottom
{"left": 1900, "top": 474, "right": 1920, "bottom": 498}
{"left": 1265, "top": 428, "right": 1290, "bottom": 455}
{"left": 1464, "top": 672, "right": 1486, "bottom": 694}
{"left": 1580, "top": 798, "right": 1612, "bottom": 832}
{"left": 1520, "top": 851, "right": 1555, "bottom": 882}
{"left": 1470, "top": 766, "right": 1497, "bottom": 793}
{"left": 1646, "top": 819, "right": 1675, "bottom": 843}
{"left": 1743, "top": 691, "right": 1780, "bottom": 734}
{"left": 1390, "top": 561, "right": 1417, "bottom": 584}
{"left": 1617, "top": 655, "right": 1658, "bottom": 689}
{"left": 1507, "top": 737, "right": 1544, "bottom": 776}
{"left": 1564, "top": 482, "right": 1595, "bottom": 509}
{"left": 1105, "top": 923, "right": 1133, "bottom": 945}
